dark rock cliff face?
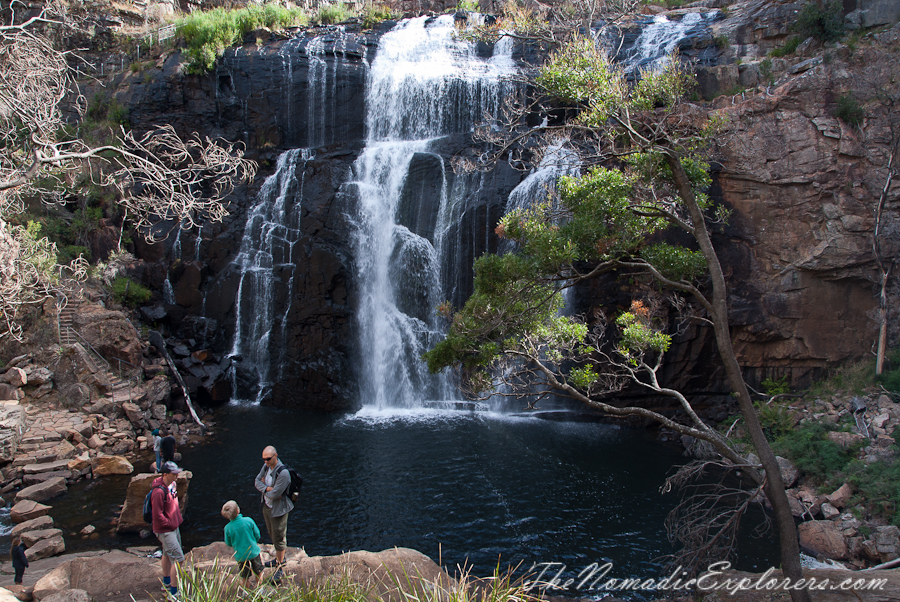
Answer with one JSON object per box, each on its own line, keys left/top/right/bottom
{"left": 119, "top": 30, "right": 376, "bottom": 410}
{"left": 114, "top": 8, "right": 899, "bottom": 413}
{"left": 118, "top": 26, "right": 524, "bottom": 410}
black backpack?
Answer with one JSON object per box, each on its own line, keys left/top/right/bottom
{"left": 274, "top": 464, "right": 303, "bottom": 502}
{"left": 143, "top": 485, "right": 168, "bottom": 523}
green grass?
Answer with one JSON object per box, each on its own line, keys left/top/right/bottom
{"left": 361, "top": 4, "right": 396, "bottom": 29}
{"left": 111, "top": 276, "right": 153, "bottom": 307}
{"left": 769, "top": 35, "right": 801, "bottom": 58}
{"left": 835, "top": 93, "right": 865, "bottom": 126}
{"left": 315, "top": 3, "right": 351, "bottom": 25}
{"left": 175, "top": 558, "right": 533, "bottom": 602}
{"left": 178, "top": 2, "right": 309, "bottom": 73}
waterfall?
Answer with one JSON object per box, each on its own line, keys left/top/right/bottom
{"left": 505, "top": 143, "right": 581, "bottom": 215}
{"left": 305, "top": 28, "right": 355, "bottom": 148}
{"left": 348, "top": 15, "right": 519, "bottom": 409}
{"left": 229, "top": 148, "right": 313, "bottom": 404}
{"left": 617, "top": 12, "right": 717, "bottom": 72}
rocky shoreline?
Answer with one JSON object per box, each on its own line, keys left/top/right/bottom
{"left": 0, "top": 299, "right": 216, "bottom": 568}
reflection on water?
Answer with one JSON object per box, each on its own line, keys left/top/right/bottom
{"left": 1, "top": 406, "right": 779, "bottom": 599}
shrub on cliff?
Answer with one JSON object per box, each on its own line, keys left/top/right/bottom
{"left": 178, "top": 3, "right": 309, "bottom": 73}
{"left": 795, "top": 0, "right": 844, "bottom": 43}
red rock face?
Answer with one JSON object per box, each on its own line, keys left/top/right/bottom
{"left": 711, "top": 32, "right": 900, "bottom": 387}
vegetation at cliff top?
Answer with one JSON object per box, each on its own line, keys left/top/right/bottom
{"left": 177, "top": 1, "right": 400, "bottom": 74}
{"left": 177, "top": 3, "right": 310, "bottom": 73}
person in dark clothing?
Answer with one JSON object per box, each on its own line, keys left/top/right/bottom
{"left": 159, "top": 427, "right": 177, "bottom": 465}
{"left": 10, "top": 536, "right": 28, "bottom": 585}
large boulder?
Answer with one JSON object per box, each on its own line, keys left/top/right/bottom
{"left": 41, "top": 590, "right": 90, "bottom": 602}
{"left": 1, "top": 367, "right": 27, "bottom": 387}
{"left": 10, "top": 500, "right": 51, "bottom": 523}
{"left": 798, "top": 520, "right": 849, "bottom": 560}
{"left": 21, "top": 528, "right": 63, "bottom": 547}
{"left": 186, "top": 543, "right": 451, "bottom": 599}
{"left": 0, "top": 383, "right": 21, "bottom": 401}
{"left": 121, "top": 402, "right": 145, "bottom": 428}
{"left": 116, "top": 471, "right": 192, "bottom": 534}
{"left": 33, "top": 549, "right": 160, "bottom": 602}
{"left": 91, "top": 456, "right": 134, "bottom": 477}
{"left": 0, "top": 404, "right": 25, "bottom": 463}
{"left": 72, "top": 304, "right": 143, "bottom": 368}
{"left": 15, "top": 477, "right": 67, "bottom": 504}
{"left": 10, "top": 515, "right": 53, "bottom": 538}
{"left": 24, "top": 534, "right": 65, "bottom": 561}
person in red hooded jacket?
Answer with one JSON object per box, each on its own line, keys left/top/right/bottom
{"left": 152, "top": 461, "right": 185, "bottom": 600}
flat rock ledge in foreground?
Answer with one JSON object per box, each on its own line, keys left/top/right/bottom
{"left": 24, "top": 544, "right": 450, "bottom": 602}
{"left": 10, "top": 546, "right": 900, "bottom": 602}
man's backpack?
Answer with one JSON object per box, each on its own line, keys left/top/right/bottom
{"left": 143, "top": 485, "right": 168, "bottom": 523}
{"left": 273, "top": 464, "right": 303, "bottom": 502}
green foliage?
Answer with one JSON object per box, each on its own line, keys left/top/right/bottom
{"left": 315, "top": 3, "right": 351, "bottom": 25}
{"left": 762, "top": 376, "right": 791, "bottom": 396}
{"left": 178, "top": 3, "right": 309, "bottom": 73}
{"left": 639, "top": 243, "right": 707, "bottom": 281}
{"left": 456, "top": 0, "right": 479, "bottom": 11}
{"left": 877, "top": 348, "right": 900, "bottom": 393}
{"left": 18, "top": 221, "right": 59, "bottom": 279}
{"left": 85, "top": 93, "right": 129, "bottom": 129}
{"left": 425, "top": 35, "right": 725, "bottom": 397}
{"left": 759, "top": 58, "right": 774, "bottom": 82}
{"left": 795, "top": 0, "right": 844, "bottom": 43}
{"left": 110, "top": 276, "right": 153, "bottom": 307}
{"left": 835, "top": 93, "right": 865, "bottom": 126}
{"left": 847, "top": 459, "right": 900, "bottom": 525}
{"left": 769, "top": 35, "right": 802, "bottom": 57}
{"left": 361, "top": 4, "right": 396, "bottom": 29}
{"left": 424, "top": 250, "right": 564, "bottom": 380}
{"left": 537, "top": 38, "right": 693, "bottom": 127}
{"left": 773, "top": 422, "right": 855, "bottom": 483}
{"left": 616, "top": 308, "right": 671, "bottom": 357}
{"left": 753, "top": 400, "right": 796, "bottom": 440}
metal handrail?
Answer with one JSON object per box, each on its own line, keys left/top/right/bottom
{"left": 65, "top": 325, "right": 143, "bottom": 396}
{"left": 66, "top": 326, "right": 112, "bottom": 373}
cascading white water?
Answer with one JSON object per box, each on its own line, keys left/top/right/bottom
{"left": 229, "top": 148, "right": 313, "bottom": 403}
{"left": 619, "top": 12, "right": 716, "bottom": 72}
{"left": 349, "top": 15, "right": 518, "bottom": 409}
{"left": 504, "top": 143, "right": 581, "bottom": 215}
{"left": 306, "top": 29, "right": 355, "bottom": 148}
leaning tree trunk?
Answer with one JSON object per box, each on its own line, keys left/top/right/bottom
{"left": 667, "top": 154, "right": 812, "bottom": 602}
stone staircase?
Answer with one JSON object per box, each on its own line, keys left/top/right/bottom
{"left": 58, "top": 300, "right": 139, "bottom": 404}
{"left": 56, "top": 301, "right": 79, "bottom": 346}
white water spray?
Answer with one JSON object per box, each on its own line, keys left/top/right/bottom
{"left": 350, "top": 15, "right": 519, "bottom": 409}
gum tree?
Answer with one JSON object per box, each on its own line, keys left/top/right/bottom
{"left": 0, "top": 2, "right": 256, "bottom": 340}
{"left": 424, "top": 37, "right": 811, "bottom": 601}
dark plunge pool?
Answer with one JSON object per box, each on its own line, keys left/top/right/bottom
{"left": 4, "top": 405, "right": 781, "bottom": 598}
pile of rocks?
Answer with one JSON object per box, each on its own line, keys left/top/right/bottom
{"left": 0, "top": 347, "right": 212, "bottom": 564}
{"left": 742, "top": 392, "right": 899, "bottom": 568}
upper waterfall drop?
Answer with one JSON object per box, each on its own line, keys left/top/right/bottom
{"left": 614, "top": 11, "right": 719, "bottom": 72}
{"left": 349, "top": 15, "right": 520, "bottom": 410}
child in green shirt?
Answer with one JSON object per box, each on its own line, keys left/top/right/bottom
{"left": 222, "top": 500, "right": 264, "bottom": 589}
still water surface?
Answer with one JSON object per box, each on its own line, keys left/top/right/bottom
{"left": 12, "top": 405, "right": 780, "bottom": 597}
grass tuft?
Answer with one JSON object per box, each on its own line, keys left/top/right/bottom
{"left": 178, "top": 3, "right": 309, "bottom": 73}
